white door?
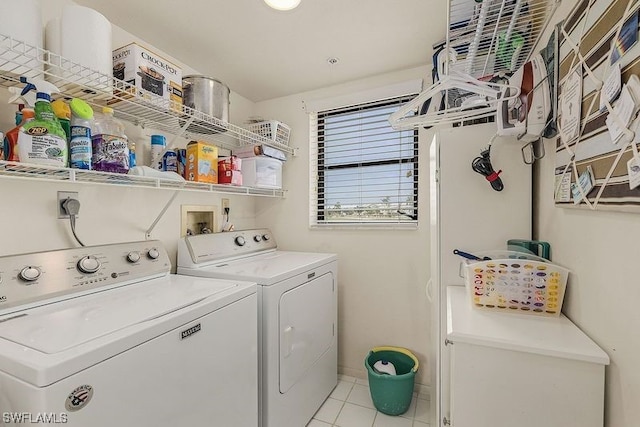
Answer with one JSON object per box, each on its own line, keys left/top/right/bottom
{"left": 430, "top": 123, "right": 533, "bottom": 427}
{"left": 278, "top": 272, "right": 335, "bottom": 393}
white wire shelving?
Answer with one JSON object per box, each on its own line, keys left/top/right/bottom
{"left": 0, "top": 33, "right": 290, "bottom": 197}
{"left": 389, "top": 0, "right": 558, "bottom": 130}
{"left": 0, "top": 161, "right": 285, "bottom": 197}
{"left": 446, "top": 0, "right": 558, "bottom": 79}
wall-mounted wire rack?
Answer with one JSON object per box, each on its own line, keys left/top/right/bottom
{"left": 0, "top": 160, "right": 285, "bottom": 197}
{"left": 0, "top": 33, "right": 295, "bottom": 156}
{"left": 447, "top": 0, "right": 558, "bottom": 79}
{"left": 389, "top": 0, "right": 559, "bottom": 130}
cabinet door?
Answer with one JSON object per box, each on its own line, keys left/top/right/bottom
{"left": 450, "top": 342, "right": 605, "bottom": 427}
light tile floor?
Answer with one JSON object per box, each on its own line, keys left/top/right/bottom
{"left": 308, "top": 375, "right": 431, "bottom": 427}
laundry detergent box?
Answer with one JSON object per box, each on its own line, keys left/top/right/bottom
{"left": 110, "top": 42, "right": 183, "bottom": 113}
{"left": 186, "top": 141, "right": 218, "bottom": 183}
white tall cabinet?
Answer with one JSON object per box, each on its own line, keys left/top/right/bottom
{"left": 429, "top": 123, "right": 533, "bottom": 426}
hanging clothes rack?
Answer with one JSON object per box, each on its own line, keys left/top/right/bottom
{"left": 389, "top": 0, "right": 559, "bottom": 130}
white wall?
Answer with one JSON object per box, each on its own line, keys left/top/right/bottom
{"left": 535, "top": 1, "right": 639, "bottom": 426}
{"left": 0, "top": 0, "right": 258, "bottom": 265}
{"left": 252, "top": 67, "right": 432, "bottom": 385}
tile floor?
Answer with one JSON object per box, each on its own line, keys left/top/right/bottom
{"left": 307, "top": 375, "right": 431, "bottom": 427}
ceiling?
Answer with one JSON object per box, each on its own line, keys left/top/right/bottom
{"left": 74, "top": 0, "right": 446, "bottom": 102}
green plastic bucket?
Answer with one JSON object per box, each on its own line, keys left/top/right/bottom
{"left": 364, "top": 346, "right": 419, "bottom": 416}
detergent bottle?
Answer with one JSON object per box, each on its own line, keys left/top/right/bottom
{"left": 91, "top": 107, "right": 129, "bottom": 173}
{"left": 3, "top": 86, "right": 37, "bottom": 162}
{"left": 69, "top": 98, "right": 94, "bottom": 170}
{"left": 51, "top": 99, "right": 71, "bottom": 143}
{"left": 16, "top": 77, "right": 68, "bottom": 167}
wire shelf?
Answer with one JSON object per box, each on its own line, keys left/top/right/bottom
{"left": 446, "top": 0, "right": 557, "bottom": 79}
{"left": 0, "top": 161, "right": 286, "bottom": 197}
{"left": 0, "top": 33, "right": 295, "bottom": 156}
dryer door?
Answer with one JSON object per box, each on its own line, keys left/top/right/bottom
{"left": 279, "top": 272, "right": 335, "bottom": 393}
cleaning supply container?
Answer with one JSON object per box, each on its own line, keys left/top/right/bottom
{"left": 364, "top": 346, "right": 419, "bottom": 416}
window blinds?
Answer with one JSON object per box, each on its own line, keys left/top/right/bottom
{"left": 309, "top": 95, "right": 419, "bottom": 226}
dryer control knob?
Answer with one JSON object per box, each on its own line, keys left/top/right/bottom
{"left": 235, "top": 236, "right": 246, "bottom": 246}
{"left": 19, "top": 266, "right": 41, "bottom": 282}
{"left": 77, "top": 256, "right": 101, "bottom": 274}
{"left": 254, "top": 235, "right": 262, "bottom": 242}
{"left": 147, "top": 248, "right": 160, "bottom": 260}
{"left": 126, "top": 251, "right": 141, "bottom": 263}
{"left": 262, "top": 234, "right": 271, "bottom": 241}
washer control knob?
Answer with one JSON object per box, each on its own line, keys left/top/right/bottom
{"left": 254, "top": 235, "right": 262, "bottom": 242}
{"left": 19, "top": 266, "right": 41, "bottom": 282}
{"left": 77, "top": 256, "right": 101, "bottom": 274}
{"left": 235, "top": 236, "right": 246, "bottom": 246}
{"left": 127, "top": 251, "right": 141, "bottom": 263}
{"left": 262, "top": 234, "right": 271, "bottom": 241}
{"left": 147, "top": 248, "right": 160, "bottom": 260}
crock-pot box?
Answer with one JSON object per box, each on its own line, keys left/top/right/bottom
{"left": 110, "top": 42, "right": 182, "bottom": 113}
{"left": 186, "top": 141, "right": 218, "bottom": 183}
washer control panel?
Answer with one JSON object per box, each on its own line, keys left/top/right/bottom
{"left": 0, "top": 240, "right": 171, "bottom": 313}
{"left": 183, "top": 228, "right": 277, "bottom": 264}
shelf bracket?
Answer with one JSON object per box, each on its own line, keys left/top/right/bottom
{"left": 167, "top": 115, "right": 196, "bottom": 150}
{"left": 145, "top": 190, "right": 180, "bottom": 240}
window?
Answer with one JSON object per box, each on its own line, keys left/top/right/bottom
{"left": 310, "top": 95, "right": 419, "bottom": 226}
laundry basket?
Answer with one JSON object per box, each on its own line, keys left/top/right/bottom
{"left": 463, "top": 255, "right": 570, "bottom": 316}
{"left": 364, "top": 346, "right": 419, "bottom": 416}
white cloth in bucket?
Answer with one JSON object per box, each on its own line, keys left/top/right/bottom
{"left": 373, "top": 360, "right": 397, "bottom": 375}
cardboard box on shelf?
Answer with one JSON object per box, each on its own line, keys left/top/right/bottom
{"left": 186, "top": 141, "right": 218, "bottom": 183}
{"left": 110, "top": 42, "right": 183, "bottom": 113}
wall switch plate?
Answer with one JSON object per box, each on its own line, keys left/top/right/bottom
{"left": 58, "top": 191, "right": 79, "bottom": 219}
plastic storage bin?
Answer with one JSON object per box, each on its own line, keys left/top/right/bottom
{"left": 463, "top": 254, "right": 570, "bottom": 316}
{"left": 364, "top": 346, "right": 419, "bottom": 416}
{"left": 242, "top": 156, "right": 282, "bottom": 189}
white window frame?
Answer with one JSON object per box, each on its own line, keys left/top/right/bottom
{"left": 309, "top": 95, "right": 419, "bottom": 229}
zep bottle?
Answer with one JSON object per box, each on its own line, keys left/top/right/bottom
{"left": 69, "top": 98, "right": 94, "bottom": 170}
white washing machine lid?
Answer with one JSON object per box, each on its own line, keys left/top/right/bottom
{"left": 177, "top": 251, "right": 337, "bottom": 285}
{"left": 0, "top": 274, "right": 256, "bottom": 386}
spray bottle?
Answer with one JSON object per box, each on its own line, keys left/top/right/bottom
{"left": 16, "top": 77, "right": 68, "bottom": 167}
{"left": 3, "top": 87, "right": 37, "bottom": 162}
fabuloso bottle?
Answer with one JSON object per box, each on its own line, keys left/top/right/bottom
{"left": 91, "top": 107, "right": 129, "bottom": 173}
{"left": 16, "top": 77, "right": 68, "bottom": 167}
{"left": 69, "top": 99, "right": 94, "bottom": 170}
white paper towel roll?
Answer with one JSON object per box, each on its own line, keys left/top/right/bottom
{"left": 44, "top": 18, "right": 62, "bottom": 81}
{"left": 45, "top": 5, "right": 112, "bottom": 93}
{"left": 0, "top": 0, "right": 43, "bottom": 75}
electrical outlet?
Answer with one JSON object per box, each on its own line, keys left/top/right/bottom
{"left": 221, "top": 198, "right": 229, "bottom": 214}
{"left": 58, "top": 191, "right": 79, "bottom": 219}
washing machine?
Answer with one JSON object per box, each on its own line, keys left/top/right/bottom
{"left": 0, "top": 240, "right": 258, "bottom": 426}
{"left": 177, "top": 229, "right": 338, "bottom": 427}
